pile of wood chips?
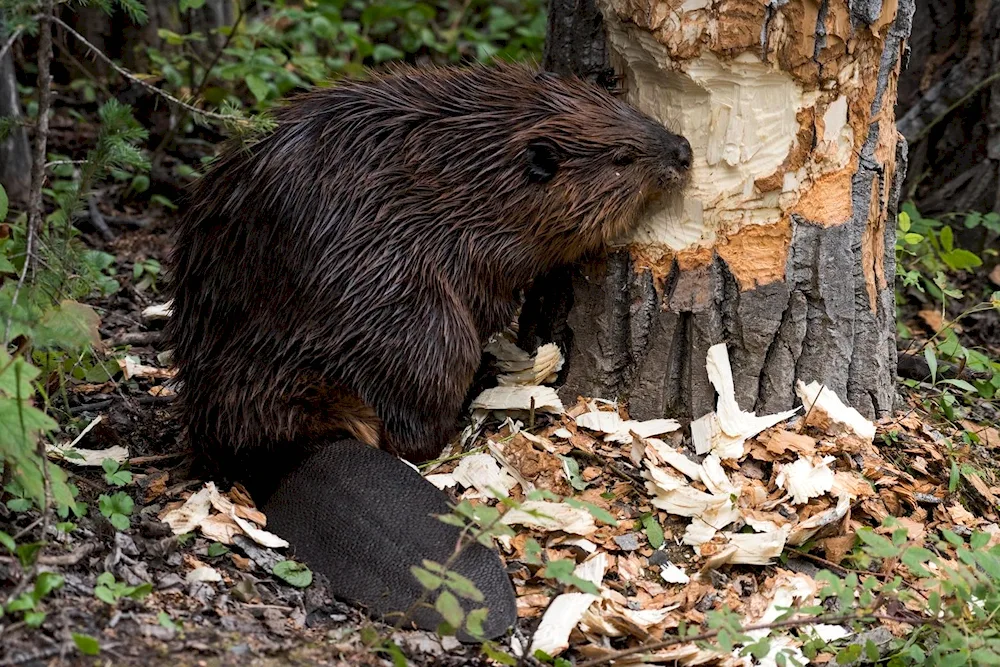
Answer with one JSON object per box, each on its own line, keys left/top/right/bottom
{"left": 426, "top": 335, "right": 1000, "bottom": 665}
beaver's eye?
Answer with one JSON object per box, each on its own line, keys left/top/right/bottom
{"left": 525, "top": 141, "right": 561, "bottom": 184}
{"left": 612, "top": 149, "right": 635, "bottom": 166}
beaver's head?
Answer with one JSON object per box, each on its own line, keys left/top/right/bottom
{"left": 512, "top": 69, "right": 691, "bottom": 245}
{"left": 348, "top": 63, "right": 691, "bottom": 266}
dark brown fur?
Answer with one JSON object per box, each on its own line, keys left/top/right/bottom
{"left": 165, "top": 63, "right": 691, "bottom": 495}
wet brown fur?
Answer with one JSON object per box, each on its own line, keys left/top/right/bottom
{"left": 165, "top": 62, "right": 691, "bottom": 494}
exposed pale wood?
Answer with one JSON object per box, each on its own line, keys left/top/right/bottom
{"left": 527, "top": 1, "right": 914, "bottom": 420}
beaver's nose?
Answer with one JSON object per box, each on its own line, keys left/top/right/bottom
{"left": 670, "top": 136, "right": 693, "bottom": 172}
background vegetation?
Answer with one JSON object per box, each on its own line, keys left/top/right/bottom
{"left": 0, "top": 0, "right": 998, "bottom": 664}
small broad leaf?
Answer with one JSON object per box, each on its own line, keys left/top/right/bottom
{"left": 924, "top": 346, "right": 937, "bottom": 384}
{"left": 73, "top": 633, "right": 100, "bottom": 655}
{"left": 857, "top": 529, "right": 898, "bottom": 559}
{"left": 0, "top": 183, "right": 7, "bottom": 220}
{"left": 481, "top": 641, "right": 518, "bottom": 666}
{"left": 23, "top": 611, "right": 46, "bottom": 627}
{"left": 16, "top": 542, "right": 42, "bottom": 568}
{"left": 970, "top": 650, "right": 1000, "bottom": 665}
{"left": 465, "top": 607, "right": 488, "bottom": 638}
{"left": 158, "top": 611, "right": 181, "bottom": 632}
{"left": 434, "top": 590, "right": 464, "bottom": 629}
{"left": 558, "top": 455, "right": 588, "bottom": 491}
{"left": 33, "top": 572, "right": 64, "bottom": 599}
{"left": 901, "top": 547, "right": 935, "bottom": 577}
{"left": 272, "top": 560, "right": 313, "bottom": 588}
{"left": 940, "top": 248, "right": 983, "bottom": 271}
{"left": 523, "top": 538, "right": 542, "bottom": 565}
{"left": 179, "top": 0, "right": 206, "bottom": 12}
{"left": 245, "top": 75, "right": 269, "bottom": 103}
{"left": 6, "top": 593, "right": 34, "bottom": 612}
{"left": 444, "top": 570, "right": 485, "bottom": 602}
{"left": 564, "top": 498, "right": 617, "bottom": 526}
{"left": 939, "top": 224, "right": 954, "bottom": 253}
{"left": 0, "top": 530, "right": 14, "bottom": 553}
{"left": 372, "top": 44, "right": 404, "bottom": 63}
{"left": 207, "top": 542, "right": 229, "bottom": 558}
{"left": 128, "top": 582, "right": 153, "bottom": 600}
{"left": 898, "top": 211, "right": 910, "bottom": 232}
{"left": 34, "top": 301, "right": 101, "bottom": 351}
{"left": 941, "top": 378, "right": 977, "bottom": 393}
{"left": 641, "top": 513, "right": 664, "bottom": 549}
{"left": 542, "top": 559, "right": 600, "bottom": 594}
{"left": 410, "top": 566, "right": 443, "bottom": 592}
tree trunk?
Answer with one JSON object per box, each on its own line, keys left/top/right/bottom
{"left": 897, "top": 0, "right": 1000, "bottom": 215}
{"left": 526, "top": 0, "right": 914, "bottom": 421}
{"left": 0, "top": 14, "right": 31, "bottom": 204}
{"left": 61, "top": 0, "right": 235, "bottom": 76}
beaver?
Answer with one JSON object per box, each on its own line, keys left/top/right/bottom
{"left": 165, "top": 62, "right": 691, "bottom": 639}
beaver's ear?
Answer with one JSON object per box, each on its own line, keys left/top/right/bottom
{"left": 525, "top": 140, "right": 561, "bottom": 184}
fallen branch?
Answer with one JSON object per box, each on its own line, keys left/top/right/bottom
{"left": 0, "top": 25, "right": 24, "bottom": 62}
{"left": 86, "top": 195, "right": 115, "bottom": 243}
{"left": 103, "top": 331, "right": 162, "bottom": 348}
{"left": 897, "top": 350, "right": 993, "bottom": 383}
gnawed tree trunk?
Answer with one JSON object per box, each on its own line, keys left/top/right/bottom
{"left": 527, "top": 0, "right": 914, "bottom": 420}
{"left": 0, "top": 14, "right": 31, "bottom": 203}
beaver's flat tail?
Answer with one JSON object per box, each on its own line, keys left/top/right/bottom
{"left": 261, "top": 439, "right": 517, "bottom": 641}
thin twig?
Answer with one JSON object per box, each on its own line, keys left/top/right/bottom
{"left": 0, "top": 26, "right": 24, "bottom": 62}
{"left": 43, "top": 160, "right": 86, "bottom": 169}
{"left": 913, "top": 70, "right": 1000, "bottom": 144}
{"left": 2, "top": 14, "right": 51, "bottom": 347}
{"left": 152, "top": 0, "right": 248, "bottom": 159}
{"left": 2, "top": 8, "right": 54, "bottom": 613}
{"left": 0, "top": 543, "right": 94, "bottom": 566}
{"left": 48, "top": 15, "right": 247, "bottom": 125}
{"left": 86, "top": 195, "right": 114, "bottom": 242}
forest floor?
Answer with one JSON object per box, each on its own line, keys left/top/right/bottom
{"left": 2, "top": 108, "right": 1000, "bottom": 667}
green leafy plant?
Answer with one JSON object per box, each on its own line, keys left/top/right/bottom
{"left": 895, "top": 203, "right": 1000, "bottom": 418}
{"left": 93, "top": 571, "right": 152, "bottom": 605}
{"left": 132, "top": 257, "right": 161, "bottom": 292}
{"left": 144, "top": 0, "right": 546, "bottom": 117}
{"left": 157, "top": 611, "right": 181, "bottom": 633}
{"left": 72, "top": 633, "right": 101, "bottom": 656}
{"left": 272, "top": 560, "right": 313, "bottom": 588}
{"left": 97, "top": 491, "right": 134, "bottom": 530}
{"left": 2, "top": 571, "right": 64, "bottom": 628}
{"left": 206, "top": 542, "right": 229, "bottom": 558}
{"left": 102, "top": 458, "right": 132, "bottom": 487}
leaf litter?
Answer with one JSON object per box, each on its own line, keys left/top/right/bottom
{"left": 432, "top": 337, "right": 998, "bottom": 664}
{"left": 25, "top": 298, "right": 1000, "bottom": 665}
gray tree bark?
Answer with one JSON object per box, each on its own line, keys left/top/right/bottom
{"left": 0, "top": 15, "right": 31, "bottom": 204}
{"left": 524, "top": 0, "right": 915, "bottom": 421}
